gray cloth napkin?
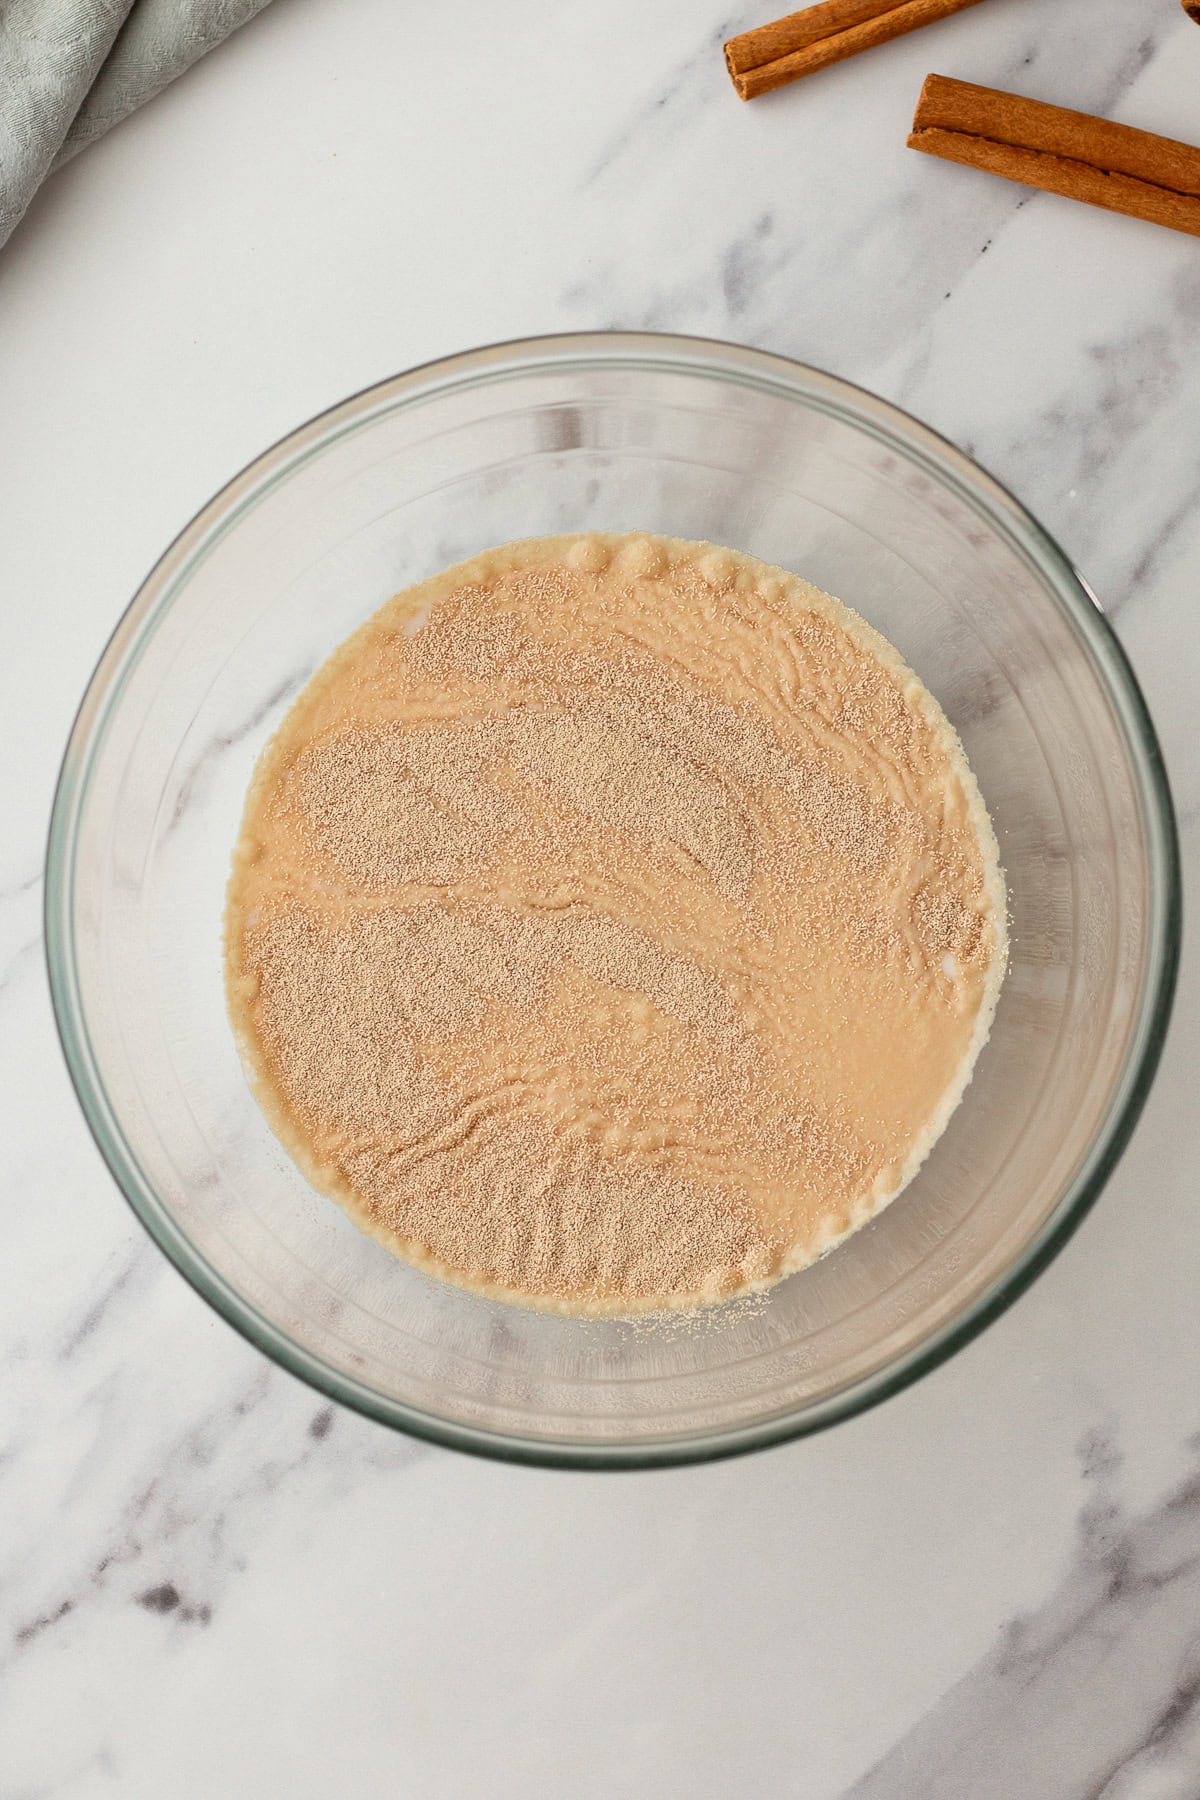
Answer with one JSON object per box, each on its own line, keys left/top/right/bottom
{"left": 0, "top": 0, "right": 276, "bottom": 249}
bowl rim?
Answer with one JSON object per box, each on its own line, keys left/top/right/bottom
{"left": 44, "top": 329, "right": 1182, "bottom": 1471}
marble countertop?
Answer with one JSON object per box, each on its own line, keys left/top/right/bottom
{"left": 2, "top": 0, "right": 1197, "bottom": 1793}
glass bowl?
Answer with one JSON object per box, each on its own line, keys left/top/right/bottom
{"left": 46, "top": 333, "right": 1180, "bottom": 1469}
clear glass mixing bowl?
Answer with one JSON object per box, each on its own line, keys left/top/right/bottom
{"left": 46, "top": 333, "right": 1180, "bottom": 1468}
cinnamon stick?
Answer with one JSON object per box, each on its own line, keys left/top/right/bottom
{"left": 1184, "top": 0, "right": 1200, "bottom": 24}
{"left": 724, "top": 0, "right": 984, "bottom": 99}
{"left": 908, "top": 74, "right": 1200, "bottom": 238}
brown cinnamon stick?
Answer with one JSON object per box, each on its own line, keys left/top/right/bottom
{"left": 724, "top": 0, "right": 984, "bottom": 99}
{"left": 908, "top": 74, "right": 1200, "bottom": 237}
{"left": 1184, "top": 0, "right": 1200, "bottom": 24}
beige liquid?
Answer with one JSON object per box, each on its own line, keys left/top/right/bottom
{"left": 224, "top": 533, "right": 1006, "bottom": 1315}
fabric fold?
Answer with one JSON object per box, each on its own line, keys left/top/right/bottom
{"left": 0, "top": 0, "right": 275, "bottom": 249}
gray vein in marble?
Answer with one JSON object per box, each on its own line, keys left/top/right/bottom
{"left": 167, "top": 668, "right": 308, "bottom": 832}
{"left": 845, "top": 1427, "right": 1200, "bottom": 1799}
{"left": 0, "top": 935, "right": 41, "bottom": 996}
{"left": 58, "top": 1244, "right": 156, "bottom": 1362}
{"left": 0, "top": 869, "right": 41, "bottom": 904}
{"left": 308, "top": 1405, "right": 334, "bottom": 1440}
{"left": 564, "top": 0, "right": 1163, "bottom": 380}
{"left": 1080, "top": 1659, "right": 1200, "bottom": 1800}
{"left": 13, "top": 1597, "right": 74, "bottom": 1648}
{"left": 0, "top": 868, "right": 44, "bottom": 993}
{"left": 890, "top": 239, "right": 1200, "bottom": 627}
{"left": 3, "top": 1364, "right": 430, "bottom": 1686}
{"left": 718, "top": 211, "right": 786, "bottom": 321}
{"left": 136, "top": 1581, "right": 211, "bottom": 1626}
{"left": 579, "top": 16, "right": 735, "bottom": 193}
{"left": 1126, "top": 457, "right": 1200, "bottom": 603}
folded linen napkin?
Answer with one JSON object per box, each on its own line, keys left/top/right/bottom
{"left": 0, "top": 0, "right": 275, "bottom": 249}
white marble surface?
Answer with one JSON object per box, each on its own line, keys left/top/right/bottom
{"left": 1, "top": 0, "right": 1197, "bottom": 1793}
